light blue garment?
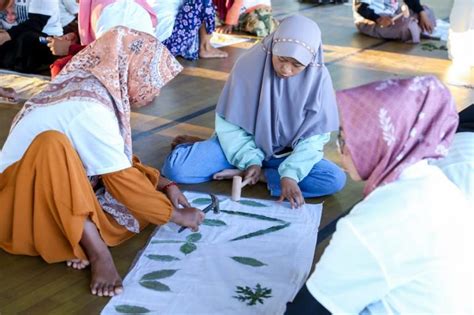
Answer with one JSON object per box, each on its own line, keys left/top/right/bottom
{"left": 161, "top": 136, "right": 346, "bottom": 198}
{"left": 216, "top": 114, "right": 330, "bottom": 182}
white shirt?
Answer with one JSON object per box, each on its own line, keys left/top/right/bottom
{"left": 306, "top": 161, "right": 473, "bottom": 314}
{"left": 432, "top": 132, "right": 474, "bottom": 205}
{"left": 148, "top": 0, "right": 183, "bottom": 42}
{"left": 0, "top": 101, "right": 131, "bottom": 176}
{"left": 28, "top": 0, "right": 63, "bottom": 36}
{"left": 58, "top": 0, "right": 78, "bottom": 27}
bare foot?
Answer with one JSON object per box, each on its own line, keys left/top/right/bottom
{"left": 199, "top": 43, "right": 228, "bottom": 59}
{"left": 213, "top": 168, "right": 243, "bottom": 180}
{"left": 80, "top": 218, "right": 123, "bottom": 297}
{"left": 171, "top": 134, "right": 204, "bottom": 150}
{"left": 0, "top": 87, "right": 18, "bottom": 102}
{"left": 199, "top": 24, "right": 228, "bottom": 59}
{"left": 89, "top": 254, "right": 123, "bottom": 297}
{"left": 66, "top": 259, "right": 90, "bottom": 270}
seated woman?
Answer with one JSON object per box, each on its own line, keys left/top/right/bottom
{"left": 214, "top": 0, "right": 278, "bottom": 37}
{"left": 285, "top": 76, "right": 473, "bottom": 314}
{"left": 353, "top": 0, "right": 436, "bottom": 43}
{"left": 149, "top": 0, "right": 228, "bottom": 60}
{"left": 0, "top": 27, "right": 204, "bottom": 297}
{"left": 0, "top": 0, "right": 63, "bottom": 73}
{"left": 162, "top": 15, "right": 346, "bottom": 208}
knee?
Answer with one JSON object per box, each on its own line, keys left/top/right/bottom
{"left": 326, "top": 166, "right": 347, "bottom": 194}
{"left": 161, "top": 146, "right": 193, "bottom": 183}
{"left": 32, "top": 131, "right": 69, "bottom": 147}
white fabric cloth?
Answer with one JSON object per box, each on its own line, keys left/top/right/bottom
{"left": 432, "top": 132, "right": 474, "bottom": 205}
{"left": 102, "top": 192, "right": 322, "bottom": 315}
{"left": 306, "top": 161, "right": 473, "bottom": 315}
{"left": 448, "top": 0, "right": 474, "bottom": 66}
{"left": 95, "top": 0, "right": 155, "bottom": 40}
{"left": 148, "top": 0, "right": 183, "bottom": 42}
{"left": 0, "top": 100, "right": 131, "bottom": 176}
{"left": 353, "top": 0, "right": 399, "bottom": 23}
{"left": 59, "top": 0, "right": 78, "bottom": 27}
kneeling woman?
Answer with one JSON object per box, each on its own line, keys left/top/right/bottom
{"left": 162, "top": 15, "right": 346, "bottom": 208}
{"left": 0, "top": 27, "right": 204, "bottom": 297}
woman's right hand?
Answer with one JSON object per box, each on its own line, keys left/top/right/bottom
{"left": 170, "top": 207, "right": 205, "bottom": 231}
{"left": 46, "top": 35, "right": 74, "bottom": 56}
{"left": 243, "top": 165, "right": 261, "bottom": 185}
{"left": 376, "top": 16, "right": 394, "bottom": 28}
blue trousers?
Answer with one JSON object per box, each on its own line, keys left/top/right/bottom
{"left": 162, "top": 137, "right": 346, "bottom": 197}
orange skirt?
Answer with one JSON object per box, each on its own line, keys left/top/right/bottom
{"left": 0, "top": 131, "right": 134, "bottom": 263}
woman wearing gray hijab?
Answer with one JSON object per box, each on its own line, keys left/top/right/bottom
{"left": 162, "top": 15, "right": 346, "bottom": 208}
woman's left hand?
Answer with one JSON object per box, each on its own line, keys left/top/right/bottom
{"left": 278, "top": 177, "right": 305, "bottom": 209}
{"left": 0, "top": 31, "right": 11, "bottom": 46}
{"left": 165, "top": 184, "right": 191, "bottom": 209}
{"left": 418, "top": 10, "right": 434, "bottom": 33}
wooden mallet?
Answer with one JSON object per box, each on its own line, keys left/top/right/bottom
{"left": 392, "top": 4, "right": 409, "bottom": 22}
{"left": 232, "top": 176, "right": 252, "bottom": 201}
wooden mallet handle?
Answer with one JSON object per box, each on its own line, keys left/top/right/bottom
{"left": 231, "top": 176, "right": 252, "bottom": 201}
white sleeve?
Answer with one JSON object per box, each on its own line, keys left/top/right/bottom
{"left": 66, "top": 105, "right": 131, "bottom": 176}
{"left": 28, "top": 0, "right": 58, "bottom": 16}
{"left": 306, "top": 219, "right": 390, "bottom": 314}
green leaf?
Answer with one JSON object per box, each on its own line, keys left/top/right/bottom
{"left": 192, "top": 198, "right": 212, "bottom": 205}
{"left": 151, "top": 240, "right": 183, "bottom": 244}
{"left": 202, "top": 219, "right": 227, "bottom": 226}
{"left": 231, "top": 256, "right": 266, "bottom": 267}
{"left": 139, "top": 280, "right": 171, "bottom": 292}
{"left": 186, "top": 233, "right": 202, "bottom": 243}
{"left": 180, "top": 242, "right": 197, "bottom": 255}
{"left": 220, "top": 210, "right": 285, "bottom": 223}
{"left": 146, "top": 254, "right": 180, "bottom": 262}
{"left": 231, "top": 223, "right": 291, "bottom": 241}
{"left": 115, "top": 305, "right": 150, "bottom": 313}
{"left": 239, "top": 200, "right": 268, "bottom": 207}
{"left": 141, "top": 269, "right": 178, "bottom": 280}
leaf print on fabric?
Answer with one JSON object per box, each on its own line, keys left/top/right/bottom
{"left": 186, "top": 233, "right": 202, "bottom": 243}
{"left": 233, "top": 284, "right": 272, "bottom": 305}
{"left": 231, "top": 256, "right": 267, "bottom": 267}
{"left": 379, "top": 108, "right": 395, "bottom": 146}
{"left": 141, "top": 269, "right": 178, "bottom": 280}
{"left": 180, "top": 242, "right": 197, "bottom": 255}
{"left": 230, "top": 223, "right": 291, "bottom": 241}
{"left": 191, "top": 198, "right": 212, "bottom": 205}
{"left": 202, "top": 219, "right": 227, "bottom": 226}
{"left": 115, "top": 305, "right": 151, "bottom": 313}
{"left": 139, "top": 280, "right": 171, "bottom": 292}
{"left": 238, "top": 200, "right": 269, "bottom": 207}
{"left": 146, "top": 255, "right": 181, "bottom": 262}
{"left": 220, "top": 210, "right": 286, "bottom": 223}
{"left": 151, "top": 240, "right": 184, "bottom": 244}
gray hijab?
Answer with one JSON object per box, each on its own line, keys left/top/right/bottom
{"left": 216, "top": 15, "right": 339, "bottom": 159}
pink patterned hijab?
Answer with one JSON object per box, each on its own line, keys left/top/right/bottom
{"left": 337, "top": 76, "right": 459, "bottom": 196}
{"left": 78, "top": 0, "right": 158, "bottom": 45}
{"left": 13, "top": 26, "right": 183, "bottom": 161}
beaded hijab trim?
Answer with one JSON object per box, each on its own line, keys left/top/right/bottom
{"left": 262, "top": 37, "right": 322, "bottom": 67}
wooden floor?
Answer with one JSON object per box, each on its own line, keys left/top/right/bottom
{"left": 0, "top": 0, "right": 472, "bottom": 313}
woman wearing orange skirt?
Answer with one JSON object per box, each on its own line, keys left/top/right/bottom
{"left": 0, "top": 26, "right": 204, "bottom": 297}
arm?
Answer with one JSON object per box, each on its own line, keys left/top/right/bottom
{"left": 215, "top": 114, "right": 265, "bottom": 170}
{"left": 225, "top": 0, "right": 243, "bottom": 25}
{"left": 278, "top": 133, "right": 330, "bottom": 182}
{"left": 6, "top": 13, "right": 49, "bottom": 39}
{"left": 101, "top": 162, "right": 173, "bottom": 226}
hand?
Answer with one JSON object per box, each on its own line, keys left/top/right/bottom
{"left": 0, "top": 31, "right": 11, "bottom": 46}
{"left": 0, "top": 87, "right": 18, "bottom": 102}
{"left": 376, "top": 16, "right": 394, "bottom": 28}
{"left": 278, "top": 177, "right": 304, "bottom": 209}
{"left": 243, "top": 165, "right": 261, "bottom": 185}
{"left": 60, "top": 32, "right": 78, "bottom": 42}
{"left": 165, "top": 185, "right": 191, "bottom": 209}
{"left": 216, "top": 24, "right": 233, "bottom": 34}
{"left": 46, "top": 37, "right": 72, "bottom": 56}
{"left": 170, "top": 207, "right": 205, "bottom": 232}
{"left": 418, "top": 11, "right": 434, "bottom": 33}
